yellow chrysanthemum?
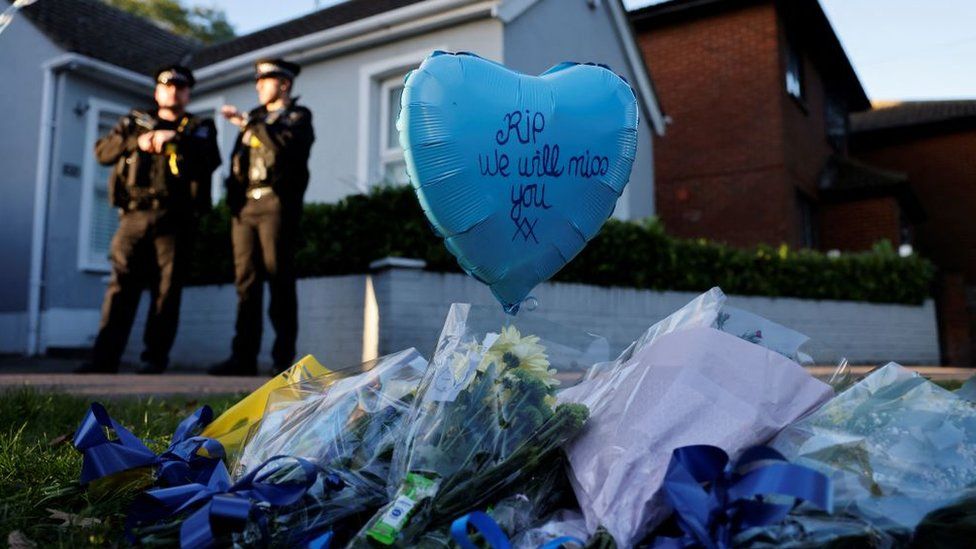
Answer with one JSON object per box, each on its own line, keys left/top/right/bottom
{"left": 478, "top": 325, "right": 558, "bottom": 387}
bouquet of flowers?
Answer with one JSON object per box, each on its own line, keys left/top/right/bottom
{"left": 234, "top": 349, "right": 428, "bottom": 480}
{"left": 134, "top": 350, "right": 430, "bottom": 548}
{"left": 355, "top": 304, "right": 608, "bottom": 546}
{"left": 769, "top": 362, "right": 976, "bottom": 538}
{"left": 559, "top": 290, "right": 835, "bottom": 547}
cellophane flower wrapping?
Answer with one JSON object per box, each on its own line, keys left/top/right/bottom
{"left": 768, "top": 362, "right": 976, "bottom": 537}
{"left": 235, "top": 349, "right": 428, "bottom": 478}
{"left": 231, "top": 349, "right": 429, "bottom": 545}
{"left": 559, "top": 290, "right": 834, "bottom": 547}
{"left": 355, "top": 303, "right": 610, "bottom": 546}
{"left": 201, "top": 354, "right": 344, "bottom": 460}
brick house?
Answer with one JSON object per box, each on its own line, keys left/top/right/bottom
{"left": 850, "top": 101, "right": 976, "bottom": 366}
{"left": 628, "top": 0, "right": 923, "bottom": 251}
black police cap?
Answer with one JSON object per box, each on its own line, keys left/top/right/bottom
{"left": 154, "top": 64, "right": 195, "bottom": 88}
{"left": 255, "top": 58, "right": 301, "bottom": 81}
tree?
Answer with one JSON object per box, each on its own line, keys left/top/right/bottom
{"left": 103, "top": 0, "right": 235, "bottom": 44}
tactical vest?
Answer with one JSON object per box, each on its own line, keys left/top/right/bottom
{"left": 114, "top": 112, "right": 193, "bottom": 210}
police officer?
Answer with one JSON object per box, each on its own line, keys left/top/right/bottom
{"left": 77, "top": 65, "right": 221, "bottom": 374}
{"left": 209, "top": 58, "right": 314, "bottom": 376}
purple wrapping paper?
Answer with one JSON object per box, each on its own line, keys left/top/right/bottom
{"left": 559, "top": 327, "right": 833, "bottom": 547}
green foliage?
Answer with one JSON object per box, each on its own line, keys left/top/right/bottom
{"left": 103, "top": 0, "right": 235, "bottom": 43}
{"left": 188, "top": 185, "right": 935, "bottom": 305}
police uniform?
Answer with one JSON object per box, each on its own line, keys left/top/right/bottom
{"left": 79, "top": 65, "right": 221, "bottom": 374}
{"left": 212, "top": 59, "right": 314, "bottom": 375}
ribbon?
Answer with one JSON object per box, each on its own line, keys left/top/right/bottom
{"left": 450, "top": 511, "right": 584, "bottom": 549}
{"left": 73, "top": 402, "right": 224, "bottom": 486}
{"left": 305, "top": 530, "right": 334, "bottom": 549}
{"left": 131, "top": 456, "right": 340, "bottom": 549}
{"left": 655, "top": 445, "right": 833, "bottom": 549}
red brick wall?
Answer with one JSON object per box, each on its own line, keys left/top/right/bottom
{"left": 820, "top": 196, "right": 901, "bottom": 252}
{"left": 854, "top": 129, "right": 976, "bottom": 281}
{"left": 781, "top": 28, "right": 835, "bottom": 204}
{"left": 637, "top": 2, "right": 833, "bottom": 248}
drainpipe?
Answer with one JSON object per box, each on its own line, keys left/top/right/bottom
{"left": 26, "top": 63, "right": 60, "bottom": 356}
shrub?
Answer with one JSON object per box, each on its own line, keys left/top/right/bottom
{"left": 188, "top": 186, "right": 934, "bottom": 305}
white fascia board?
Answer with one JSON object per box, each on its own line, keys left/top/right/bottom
{"left": 43, "top": 52, "right": 153, "bottom": 92}
{"left": 606, "top": 0, "right": 666, "bottom": 136}
{"left": 492, "top": 0, "right": 542, "bottom": 22}
{"left": 192, "top": 0, "right": 499, "bottom": 90}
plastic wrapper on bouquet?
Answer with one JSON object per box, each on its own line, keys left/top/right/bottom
{"left": 227, "top": 349, "right": 430, "bottom": 545}
{"left": 234, "top": 348, "right": 429, "bottom": 479}
{"left": 602, "top": 287, "right": 847, "bottom": 380}
{"left": 354, "top": 303, "right": 611, "bottom": 546}
{"left": 765, "top": 362, "right": 976, "bottom": 541}
{"left": 200, "top": 354, "right": 335, "bottom": 459}
{"left": 559, "top": 290, "right": 835, "bottom": 547}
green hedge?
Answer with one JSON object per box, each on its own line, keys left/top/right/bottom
{"left": 188, "top": 185, "right": 935, "bottom": 305}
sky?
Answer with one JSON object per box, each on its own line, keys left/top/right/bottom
{"left": 214, "top": 0, "right": 976, "bottom": 102}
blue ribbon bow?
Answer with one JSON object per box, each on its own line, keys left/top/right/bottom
{"left": 655, "top": 445, "right": 833, "bottom": 549}
{"left": 73, "top": 402, "right": 225, "bottom": 487}
{"left": 131, "top": 455, "right": 340, "bottom": 549}
{"left": 451, "top": 511, "right": 585, "bottom": 549}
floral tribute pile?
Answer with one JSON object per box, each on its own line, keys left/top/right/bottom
{"left": 73, "top": 289, "right": 976, "bottom": 548}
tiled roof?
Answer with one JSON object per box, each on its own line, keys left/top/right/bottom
{"left": 12, "top": 0, "right": 428, "bottom": 75}
{"left": 185, "top": 0, "right": 428, "bottom": 69}
{"left": 819, "top": 154, "right": 924, "bottom": 221}
{"left": 14, "top": 0, "right": 198, "bottom": 75}
{"left": 819, "top": 154, "right": 907, "bottom": 193}
{"left": 851, "top": 100, "right": 976, "bottom": 133}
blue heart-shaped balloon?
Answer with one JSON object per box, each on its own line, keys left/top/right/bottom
{"left": 399, "top": 51, "right": 639, "bottom": 313}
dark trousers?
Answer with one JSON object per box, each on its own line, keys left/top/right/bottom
{"left": 231, "top": 192, "right": 299, "bottom": 367}
{"left": 92, "top": 209, "right": 187, "bottom": 369}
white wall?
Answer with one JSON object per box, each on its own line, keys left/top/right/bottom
{"left": 504, "top": 0, "right": 656, "bottom": 220}
{"left": 122, "top": 276, "right": 368, "bottom": 369}
{"left": 373, "top": 267, "right": 941, "bottom": 366}
{"left": 0, "top": 16, "right": 63, "bottom": 315}
{"left": 193, "top": 18, "right": 504, "bottom": 205}
{"left": 117, "top": 265, "right": 941, "bottom": 370}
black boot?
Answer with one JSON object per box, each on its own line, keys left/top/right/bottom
{"left": 208, "top": 357, "right": 257, "bottom": 377}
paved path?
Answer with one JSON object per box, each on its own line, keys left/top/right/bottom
{"left": 0, "top": 357, "right": 969, "bottom": 397}
{"left": 806, "top": 365, "right": 973, "bottom": 382}
{"left": 0, "top": 356, "right": 266, "bottom": 396}
{"left": 0, "top": 373, "right": 265, "bottom": 396}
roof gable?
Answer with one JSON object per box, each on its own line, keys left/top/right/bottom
{"left": 629, "top": 0, "right": 869, "bottom": 112}
{"left": 15, "top": 0, "right": 197, "bottom": 75}
{"left": 852, "top": 101, "right": 976, "bottom": 134}
{"left": 186, "top": 0, "right": 429, "bottom": 69}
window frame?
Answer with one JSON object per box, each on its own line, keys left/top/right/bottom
{"left": 356, "top": 46, "right": 444, "bottom": 191}
{"left": 378, "top": 76, "right": 407, "bottom": 185}
{"left": 77, "top": 97, "right": 129, "bottom": 273}
{"left": 784, "top": 37, "right": 807, "bottom": 109}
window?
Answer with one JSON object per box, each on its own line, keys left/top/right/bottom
{"left": 797, "top": 191, "right": 819, "bottom": 249}
{"left": 78, "top": 99, "right": 128, "bottom": 272}
{"left": 785, "top": 39, "right": 804, "bottom": 102}
{"left": 824, "top": 97, "right": 848, "bottom": 151}
{"left": 378, "top": 77, "right": 408, "bottom": 185}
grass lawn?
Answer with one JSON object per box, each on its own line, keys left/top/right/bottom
{"left": 0, "top": 389, "right": 243, "bottom": 548}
